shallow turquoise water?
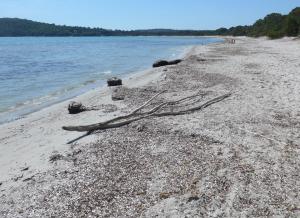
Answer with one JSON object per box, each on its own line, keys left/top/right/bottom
{"left": 0, "top": 36, "right": 221, "bottom": 123}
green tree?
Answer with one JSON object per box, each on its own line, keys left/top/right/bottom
{"left": 286, "top": 16, "right": 299, "bottom": 36}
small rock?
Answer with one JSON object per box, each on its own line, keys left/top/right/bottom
{"left": 23, "top": 175, "right": 35, "bottom": 182}
{"left": 21, "top": 167, "right": 29, "bottom": 171}
{"left": 136, "top": 191, "right": 146, "bottom": 196}
{"left": 112, "top": 95, "right": 125, "bottom": 101}
{"left": 0, "top": 182, "right": 2, "bottom": 186}
{"left": 159, "top": 192, "right": 171, "bottom": 199}
{"left": 187, "top": 196, "right": 200, "bottom": 202}
{"left": 136, "top": 124, "right": 145, "bottom": 132}
{"left": 18, "top": 210, "right": 24, "bottom": 214}
{"left": 72, "top": 149, "right": 82, "bottom": 156}
{"left": 49, "top": 154, "right": 64, "bottom": 163}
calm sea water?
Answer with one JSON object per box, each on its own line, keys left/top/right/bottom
{"left": 0, "top": 36, "right": 221, "bottom": 123}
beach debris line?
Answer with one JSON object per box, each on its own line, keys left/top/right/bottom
{"left": 107, "top": 77, "right": 122, "bottom": 87}
{"left": 62, "top": 91, "right": 231, "bottom": 144}
{"left": 23, "top": 175, "right": 35, "bottom": 182}
{"left": 12, "top": 174, "right": 24, "bottom": 182}
{"left": 153, "top": 59, "right": 182, "bottom": 68}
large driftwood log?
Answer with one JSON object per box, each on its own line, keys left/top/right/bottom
{"left": 63, "top": 91, "right": 231, "bottom": 143}
{"left": 153, "top": 59, "right": 182, "bottom": 68}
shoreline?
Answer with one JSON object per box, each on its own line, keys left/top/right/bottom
{"left": 0, "top": 61, "right": 167, "bottom": 185}
{"left": 0, "top": 38, "right": 219, "bottom": 189}
{"left": 1, "top": 36, "right": 299, "bottom": 217}
{"left": 0, "top": 37, "right": 214, "bottom": 125}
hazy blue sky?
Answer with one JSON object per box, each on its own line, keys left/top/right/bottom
{"left": 0, "top": 0, "right": 300, "bottom": 30}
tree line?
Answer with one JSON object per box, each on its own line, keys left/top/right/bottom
{"left": 219, "top": 7, "right": 300, "bottom": 39}
{"left": 0, "top": 7, "right": 299, "bottom": 38}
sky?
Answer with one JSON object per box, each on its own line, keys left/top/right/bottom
{"left": 0, "top": 0, "right": 300, "bottom": 30}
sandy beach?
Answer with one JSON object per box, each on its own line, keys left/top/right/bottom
{"left": 1, "top": 37, "right": 300, "bottom": 217}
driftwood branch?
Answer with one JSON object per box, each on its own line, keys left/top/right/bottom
{"left": 63, "top": 91, "right": 231, "bottom": 143}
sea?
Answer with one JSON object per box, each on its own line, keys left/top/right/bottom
{"left": 0, "top": 36, "right": 221, "bottom": 124}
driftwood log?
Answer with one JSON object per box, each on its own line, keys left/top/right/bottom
{"left": 153, "top": 59, "right": 182, "bottom": 68}
{"left": 63, "top": 91, "right": 231, "bottom": 144}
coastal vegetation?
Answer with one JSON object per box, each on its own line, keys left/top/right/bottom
{"left": 0, "top": 7, "right": 299, "bottom": 38}
{"left": 222, "top": 7, "right": 300, "bottom": 38}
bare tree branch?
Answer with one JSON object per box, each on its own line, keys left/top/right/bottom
{"left": 63, "top": 92, "right": 231, "bottom": 143}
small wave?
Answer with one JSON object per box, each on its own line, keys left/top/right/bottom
{"left": 92, "top": 70, "right": 112, "bottom": 75}
{"left": 62, "top": 86, "right": 77, "bottom": 92}
{"left": 14, "top": 101, "right": 27, "bottom": 108}
{"left": 82, "top": 79, "right": 97, "bottom": 85}
{"left": 32, "top": 95, "right": 58, "bottom": 105}
{"left": 8, "top": 95, "right": 54, "bottom": 111}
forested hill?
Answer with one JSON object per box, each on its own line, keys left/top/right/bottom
{"left": 0, "top": 18, "right": 214, "bottom": 36}
{"left": 223, "top": 7, "right": 300, "bottom": 38}
{"left": 0, "top": 18, "right": 120, "bottom": 36}
{"left": 0, "top": 7, "right": 299, "bottom": 38}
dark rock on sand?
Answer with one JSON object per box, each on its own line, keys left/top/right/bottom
{"left": 107, "top": 77, "right": 122, "bottom": 87}
{"left": 153, "top": 59, "right": 182, "bottom": 68}
{"left": 136, "top": 124, "right": 146, "bottom": 132}
{"left": 49, "top": 154, "right": 64, "bottom": 163}
{"left": 68, "top": 102, "right": 86, "bottom": 114}
{"left": 21, "top": 167, "right": 29, "bottom": 171}
{"left": 112, "top": 95, "right": 125, "bottom": 101}
{"left": 159, "top": 192, "right": 172, "bottom": 199}
{"left": 23, "top": 175, "right": 35, "bottom": 182}
{"left": 153, "top": 60, "right": 169, "bottom": 68}
{"left": 187, "top": 196, "right": 200, "bottom": 202}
